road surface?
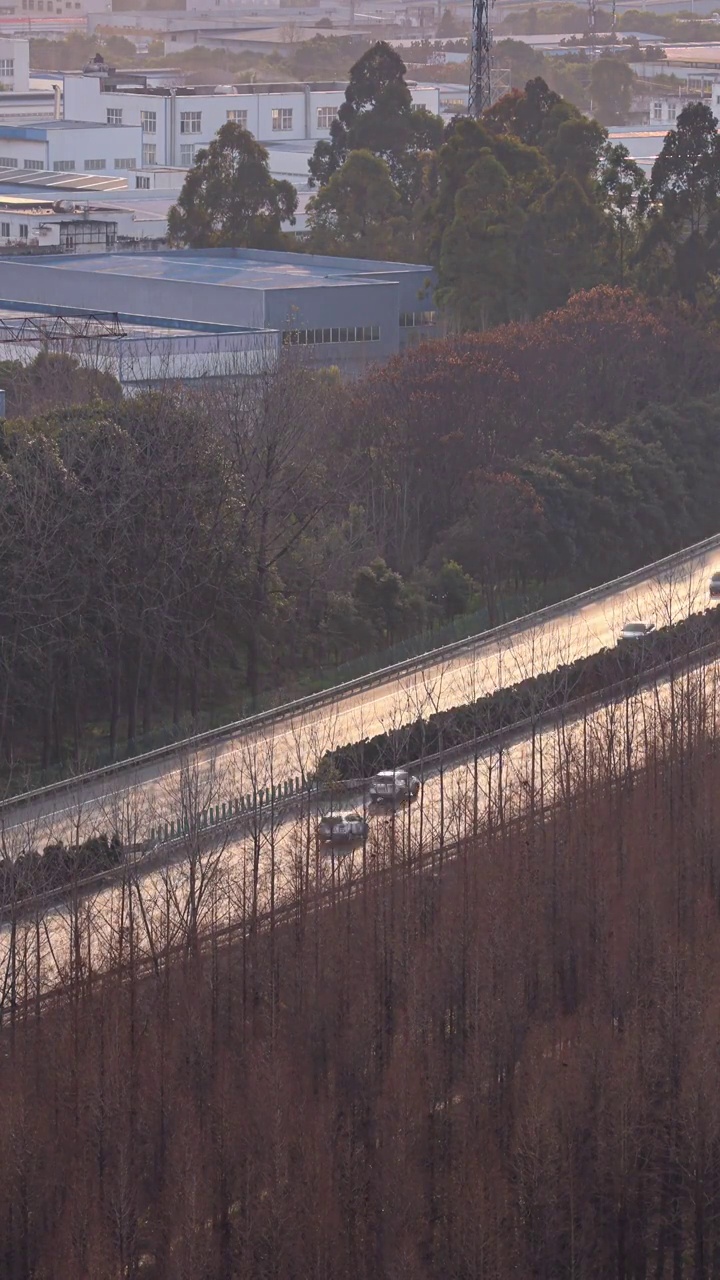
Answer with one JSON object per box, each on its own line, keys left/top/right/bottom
{"left": 2, "top": 536, "right": 720, "bottom": 851}
{"left": 1, "top": 651, "right": 716, "bottom": 1002}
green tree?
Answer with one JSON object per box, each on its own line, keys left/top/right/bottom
{"left": 522, "top": 173, "right": 610, "bottom": 314}
{"left": 484, "top": 77, "right": 564, "bottom": 146}
{"left": 641, "top": 101, "right": 720, "bottom": 299}
{"left": 437, "top": 150, "right": 526, "bottom": 327}
{"left": 599, "top": 142, "right": 647, "bottom": 281}
{"left": 590, "top": 57, "right": 634, "bottom": 125}
{"left": 545, "top": 114, "right": 608, "bottom": 186}
{"left": 306, "top": 149, "right": 404, "bottom": 258}
{"left": 167, "top": 122, "right": 297, "bottom": 249}
{"left": 309, "top": 41, "right": 444, "bottom": 203}
{"left": 648, "top": 101, "right": 720, "bottom": 237}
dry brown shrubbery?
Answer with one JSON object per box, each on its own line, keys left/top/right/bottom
{"left": 1, "top": 666, "right": 720, "bottom": 1276}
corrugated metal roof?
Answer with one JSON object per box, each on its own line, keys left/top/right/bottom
{"left": 0, "top": 170, "right": 128, "bottom": 192}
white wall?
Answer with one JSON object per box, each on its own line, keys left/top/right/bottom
{"left": 0, "top": 39, "right": 29, "bottom": 92}
{"left": 0, "top": 122, "right": 142, "bottom": 173}
{"left": 64, "top": 75, "right": 441, "bottom": 168}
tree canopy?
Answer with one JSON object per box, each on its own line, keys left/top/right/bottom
{"left": 168, "top": 121, "right": 297, "bottom": 249}
{"left": 308, "top": 41, "right": 443, "bottom": 203}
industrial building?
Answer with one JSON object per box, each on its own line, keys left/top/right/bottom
{"left": 62, "top": 67, "right": 440, "bottom": 170}
{"left": 0, "top": 246, "right": 437, "bottom": 375}
{"left": 0, "top": 306, "right": 277, "bottom": 391}
{"left": 0, "top": 118, "right": 143, "bottom": 175}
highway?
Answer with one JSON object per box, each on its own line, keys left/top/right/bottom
{"left": 2, "top": 535, "right": 720, "bottom": 852}
{"left": 2, "top": 650, "right": 715, "bottom": 1002}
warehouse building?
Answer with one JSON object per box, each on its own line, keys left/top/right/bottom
{"left": 0, "top": 306, "right": 277, "bottom": 392}
{"left": 0, "top": 247, "right": 437, "bottom": 373}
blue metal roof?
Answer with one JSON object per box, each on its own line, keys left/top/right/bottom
{"left": 26, "top": 248, "right": 432, "bottom": 292}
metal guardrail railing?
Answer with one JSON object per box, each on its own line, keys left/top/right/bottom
{"left": 3, "top": 529, "right": 720, "bottom": 816}
{"left": 8, "top": 632, "right": 719, "bottom": 926}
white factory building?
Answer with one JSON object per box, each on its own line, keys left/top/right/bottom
{"left": 0, "top": 118, "right": 143, "bottom": 175}
{"left": 62, "top": 68, "right": 440, "bottom": 169}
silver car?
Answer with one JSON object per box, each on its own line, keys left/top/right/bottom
{"left": 369, "top": 769, "right": 420, "bottom": 802}
{"left": 317, "top": 813, "right": 369, "bottom": 845}
{"left": 619, "top": 619, "right": 655, "bottom": 642}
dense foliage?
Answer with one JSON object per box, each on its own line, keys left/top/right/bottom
{"left": 3, "top": 672, "right": 720, "bottom": 1276}
{"left": 167, "top": 122, "right": 297, "bottom": 249}
{"left": 3, "top": 288, "right": 720, "bottom": 779}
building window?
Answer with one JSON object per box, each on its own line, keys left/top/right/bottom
{"left": 142, "top": 143, "right": 157, "bottom": 166}
{"left": 653, "top": 101, "right": 662, "bottom": 120}
{"left": 668, "top": 102, "right": 676, "bottom": 120}
{"left": 0, "top": 58, "right": 14, "bottom": 77}
{"left": 24, "top": 159, "right": 44, "bottom": 170}
{"left": 106, "top": 108, "right": 123, "bottom": 126}
{"left": 114, "top": 158, "right": 137, "bottom": 170}
{"left": 282, "top": 325, "right": 380, "bottom": 346}
{"left": 316, "top": 105, "right": 338, "bottom": 129}
{"left": 141, "top": 110, "right": 157, "bottom": 133}
{"left": 136, "top": 175, "right": 150, "bottom": 189}
{"left": 180, "top": 111, "right": 201, "bottom": 134}
{"left": 84, "top": 158, "right": 105, "bottom": 170}
{"left": 18, "top": 224, "right": 28, "bottom": 238}
{"left": 0, "top": 157, "right": 17, "bottom": 168}
{"left": 400, "top": 310, "right": 436, "bottom": 327}
{"left": 226, "top": 109, "right": 248, "bottom": 126}
{"left": 180, "top": 144, "right": 197, "bottom": 165}
{"left": 271, "top": 107, "right": 293, "bottom": 131}
{"left": 53, "top": 160, "right": 76, "bottom": 171}
{"left": 0, "top": 222, "right": 9, "bottom": 236}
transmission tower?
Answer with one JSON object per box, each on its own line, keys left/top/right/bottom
{"left": 468, "top": 0, "right": 493, "bottom": 116}
{"left": 587, "top": 0, "right": 597, "bottom": 57}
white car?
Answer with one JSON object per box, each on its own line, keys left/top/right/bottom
{"left": 317, "top": 814, "right": 369, "bottom": 844}
{"left": 369, "top": 770, "right": 420, "bottom": 802}
{"left": 619, "top": 619, "right": 656, "bottom": 642}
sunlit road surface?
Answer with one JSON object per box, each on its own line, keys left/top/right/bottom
{"left": 2, "top": 541, "right": 720, "bottom": 852}
{"left": 3, "top": 655, "right": 717, "bottom": 1000}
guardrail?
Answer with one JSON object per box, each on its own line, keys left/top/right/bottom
{"left": 4, "top": 631, "right": 720, "bottom": 927}
{"left": 3, "top": 528, "right": 720, "bottom": 817}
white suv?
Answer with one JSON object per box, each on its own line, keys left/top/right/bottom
{"left": 369, "top": 770, "right": 420, "bottom": 803}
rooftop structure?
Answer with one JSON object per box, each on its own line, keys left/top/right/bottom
{"left": 0, "top": 246, "right": 438, "bottom": 372}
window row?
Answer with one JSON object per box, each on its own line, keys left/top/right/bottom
{"left": 283, "top": 325, "right": 380, "bottom": 346}
{"left": 400, "top": 310, "right": 437, "bottom": 327}
{"left": 22, "top": 1, "right": 81, "bottom": 9}
{"left": 48, "top": 158, "right": 137, "bottom": 174}
{"left": 0, "top": 158, "right": 16, "bottom": 168}
{"left": 1, "top": 222, "right": 29, "bottom": 238}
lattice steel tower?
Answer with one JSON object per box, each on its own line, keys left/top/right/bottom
{"left": 468, "top": 0, "right": 493, "bottom": 117}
